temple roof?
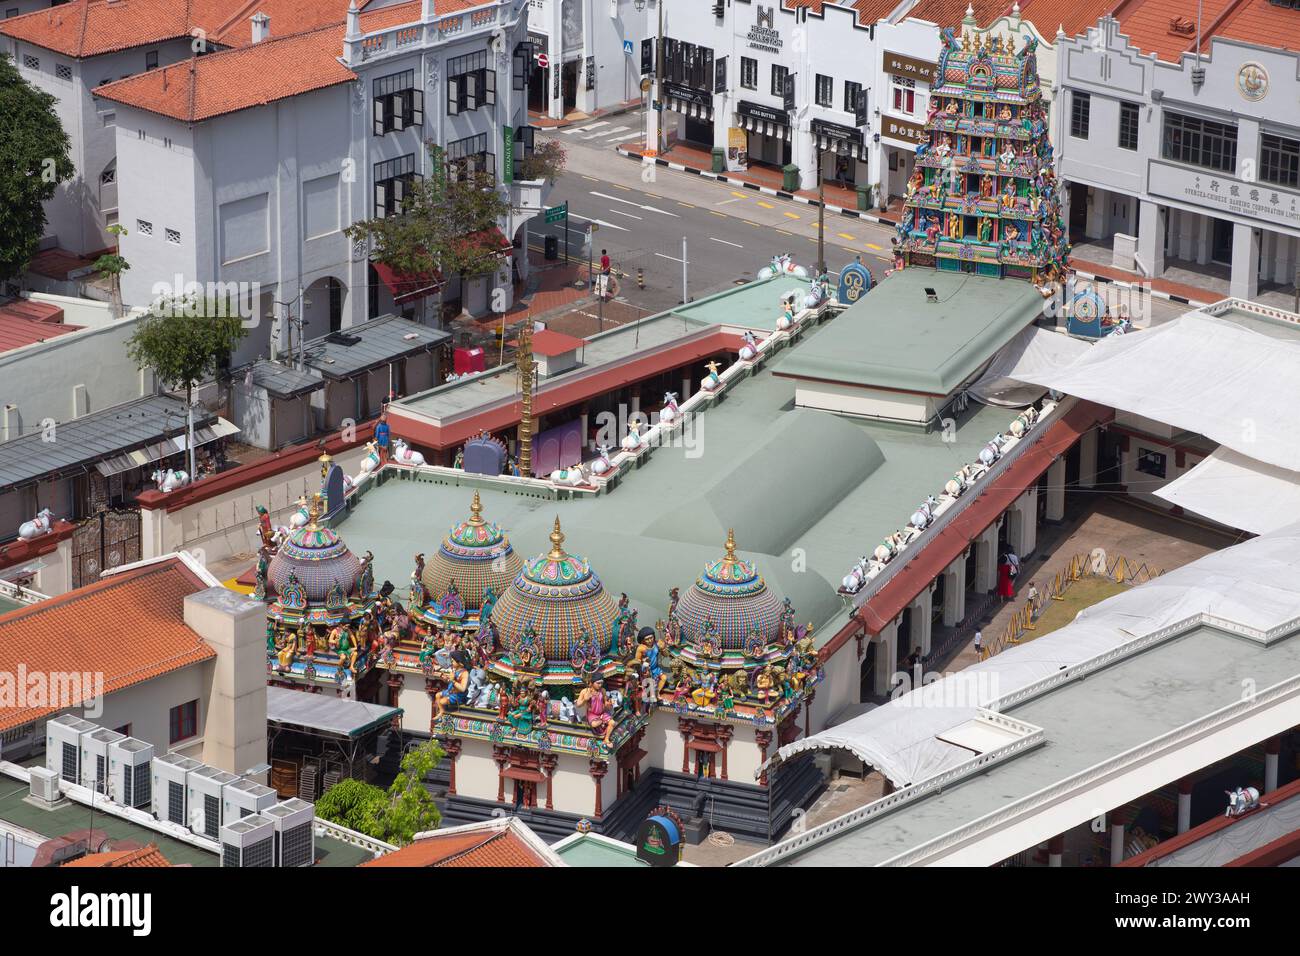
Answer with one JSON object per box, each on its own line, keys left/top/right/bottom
{"left": 267, "top": 496, "right": 362, "bottom": 604}
{"left": 676, "top": 530, "right": 786, "bottom": 650}
{"left": 422, "top": 490, "right": 522, "bottom": 610}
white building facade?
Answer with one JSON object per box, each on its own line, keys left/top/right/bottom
{"left": 1056, "top": 17, "right": 1300, "bottom": 299}
{"left": 526, "top": 0, "right": 651, "bottom": 119}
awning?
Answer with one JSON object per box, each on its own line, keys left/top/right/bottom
{"left": 373, "top": 260, "right": 445, "bottom": 304}
{"left": 667, "top": 95, "right": 714, "bottom": 121}
{"left": 266, "top": 685, "right": 401, "bottom": 738}
{"left": 814, "top": 132, "right": 866, "bottom": 160}
{"left": 738, "top": 113, "right": 791, "bottom": 140}
{"left": 1155, "top": 446, "right": 1300, "bottom": 535}
{"left": 94, "top": 417, "right": 240, "bottom": 477}
{"left": 501, "top": 765, "right": 547, "bottom": 783}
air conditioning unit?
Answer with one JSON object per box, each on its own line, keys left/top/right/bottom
{"left": 80, "top": 728, "right": 124, "bottom": 795}
{"left": 108, "top": 737, "right": 154, "bottom": 809}
{"left": 152, "top": 752, "right": 202, "bottom": 825}
{"left": 45, "top": 715, "right": 97, "bottom": 786}
{"left": 187, "top": 765, "right": 239, "bottom": 840}
{"left": 220, "top": 813, "right": 276, "bottom": 867}
{"left": 28, "top": 766, "right": 62, "bottom": 806}
{"left": 265, "top": 799, "right": 316, "bottom": 867}
{"left": 223, "top": 777, "right": 277, "bottom": 822}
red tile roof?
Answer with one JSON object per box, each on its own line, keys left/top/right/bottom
{"left": 94, "top": 0, "right": 423, "bottom": 122}
{"left": 361, "top": 825, "right": 556, "bottom": 867}
{"left": 64, "top": 844, "right": 173, "bottom": 867}
{"left": 530, "top": 329, "right": 586, "bottom": 356}
{"left": 1015, "top": 0, "right": 1123, "bottom": 38}
{"left": 0, "top": 557, "right": 216, "bottom": 733}
{"left": 1200, "top": 0, "right": 1300, "bottom": 55}
{"left": 1109, "top": 0, "right": 1237, "bottom": 61}
{"left": 0, "top": 307, "right": 80, "bottom": 354}
{"left": 782, "top": 0, "right": 903, "bottom": 26}
{"left": 905, "top": 0, "right": 1012, "bottom": 29}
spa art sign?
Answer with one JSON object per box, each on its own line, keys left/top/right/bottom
{"left": 1148, "top": 160, "right": 1300, "bottom": 230}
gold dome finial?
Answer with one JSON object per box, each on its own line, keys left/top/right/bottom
{"left": 468, "top": 490, "right": 484, "bottom": 526}
{"left": 547, "top": 516, "right": 567, "bottom": 560}
{"left": 724, "top": 528, "right": 738, "bottom": 564}
{"left": 307, "top": 492, "right": 324, "bottom": 529}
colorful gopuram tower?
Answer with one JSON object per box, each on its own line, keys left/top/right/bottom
{"left": 895, "top": 25, "right": 1068, "bottom": 283}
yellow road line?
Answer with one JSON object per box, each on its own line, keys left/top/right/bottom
{"left": 783, "top": 211, "right": 800, "bottom": 220}
{"left": 678, "top": 202, "right": 696, "bottom": 208}
{"left": 757, "top": 201, "right": 775, "bottom": 209}
{"left": 838, "top": 232, "right": 856, "bottom": 241}
{"left": 710, "top": 210, "right": 726, "bottom": 218}
{"left": 731, "top": 191, "right": 748, "bottom": 198}
{"left": 583, "top": 175, "right": 600, "bottom": 182}
{"left": 743, "top": 220, "right": 760, "bottom": 227}
{"left": 865, "top": 242, "right": 883, "bottom": 251}
{"left": 613, "top": 183, "right": 632, "bottom": 191}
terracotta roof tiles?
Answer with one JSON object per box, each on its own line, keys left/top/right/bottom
{"left": 905, "top": 0, "right": 1012, "bottom": 29}
{"left": 64, "top": 844, "right": 173, "bottom": 867}
{"left": 1015, "top": 0, "right": 1123, "bottom": 38}
{"left": 361, "top": 819, "right": 561, "bottom": 867}
{"left": 0, "top": 557, "right": 216, "bottom": 733}
{"left": 1109, "top": 0, "right": 1238, "bottom": 62}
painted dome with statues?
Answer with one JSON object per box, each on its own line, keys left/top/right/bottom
{"left": 674, "top": 530, "right": 784, "bottom": 650}
{"left": 487, "top": 517, "right": 621, "bottom": 661}
{"left": 422, "top": 491, "right": 522, "bottom": 610}
{"left": 268, "top": 517, "right": 362, "bottom": 603}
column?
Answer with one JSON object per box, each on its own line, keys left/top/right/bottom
{"left": 1011, "top": 487, "right": 1038, "bottom": 558}
{"left": 872, "top": 620, "right": 899, "bottom": 697}
{"left": 589, "top": 760, "right": 608, "bottom": 817}
{"left": 1177, "top": 778, "right": 1193, "bottom": 834}
{"left": 493, "top": 747, "right": 508, "bottom": 804}
{"left": 541, "top": 754, "right": 557, "bottom": 810}
{"left": 910, "top": 588, "right": 933, "bottom": 659}
{"left": 1045, "top": 456, "right": 1067, "bottom": 523}
{"left": 942, "top": 557, "right": 967, "bottom": 627}
{"left": 1085, "top": 187, "right": 1105, "bottom": 238}
{"left": 1110, "top": 808, "right": 1127, "bottom": 866}
{"left": 1078, "top": 430, "right": 1098, "bottom": 489}
{"left": 1193, "top": 215, "right": 1212, "bottom": 265}
{"left": 755, "top": 729, "right": 773, "bottom": 786}
{"left": 1265, "top": 737, "right": 1281, "bottom": 794}
{"left": 678, "top": 718, "right": 693, "bottom": 774}
{"left": 442, "top": 738, "right": 462, "bottom": 796}
{"left": 974, "top": 525, "right": 999, "bottom": 593}
{"left": 1230, "top": 221, "right": 1260, "bottom": 300}
{"left": 718, "top": 725, "right": 733, "bottom": 781}
{"left": 1138, "top": 201, "right": 1166, "bottom": 276}
{"left": 1048, "top": 833, "right": 1064, "bottom": 868}
{"left": 803, "top": 690, "right": 815, "bottom": 740}
{"left": 681, "top": 374, "right": 692, "bottom": 403}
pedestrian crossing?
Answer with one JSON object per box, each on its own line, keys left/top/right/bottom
{"left": 557, "top": 120, "right": 636, "bottom": 145}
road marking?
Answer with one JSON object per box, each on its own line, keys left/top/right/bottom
{"left": 587, "top": 125, "right": 628, "bottom": 138}
{"left": 866, "top": 242, "right": 883, "bottom": 251}
{"left": 757, "top": 201, "right": 775, "bottom": 209}
{"left": 570, "top": 215, "right": 629, "bottom": 232}
{"left": 609, "top": 209, "right": 643, "bottom": 220}
{"left": 678, "top": 202, "right": 696, "bottom": 208}
{"left": 589, "top": 190, "right": 678, "bottom": 217}
{"left": 742, "top": 220, "right": 760, "bottom": 227}
{"left": 783, "top": 212, "right": 800, "bottom": 219}
{"left": 730, "top": 191, "right": 747, "bottom": 198}
{"left": 583, "top": 175, "right": 600, "bottom": 182}
{"left": 709, "top": 237, "right": 743, "bottom": 248}
{"left": 612, "top": 183, "right": 632, "bottom": 191}
{"left": 560, "top": 127, "right": 584, "bottom": 135}
{"left": 715, "top": 197, "right": 742, "bottom": 206}
{"left": 583, "top": 121, "right": 609, "bottom": 130}
{"left": 709, "top": 210, "right": 727, "bottom": 217}
{"left": 655, "top": 252, "right": 688, "bottom": 263}
{"left": 838, "top": 232, "right": 856, "bottom": 240}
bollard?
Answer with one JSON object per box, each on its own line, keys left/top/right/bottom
{"left": 637, "top": 267, "right": 645, "bottom": 289}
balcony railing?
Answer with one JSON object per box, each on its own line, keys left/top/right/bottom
{"left": 346, "top": 0, "right": 515, "bottom": 65}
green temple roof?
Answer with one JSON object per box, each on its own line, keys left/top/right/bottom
{"left": 774, "top": 269, "right": 1046, "bottom": 396}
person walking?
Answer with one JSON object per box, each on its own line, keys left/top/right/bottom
{"left": 1027, "top": 580, "right": 1041, "bottom": 619}
{"left": 1006, "top": 549, "right": 1020, "bottom": 579}
{"left": 973, "top": 629, "right": 984, "bottom": 659}
{"left": 997, "top": 555, "right": 1015, "bottom": 600}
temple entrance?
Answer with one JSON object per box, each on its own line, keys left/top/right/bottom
{"left": 512, "top": 780, "right": 537, "bottom": 809}
{"left": 694, "top": 752, "right": 714, "bottom": 779}
{"left": 70, "top": 508, "right": 141, "bottom": 589}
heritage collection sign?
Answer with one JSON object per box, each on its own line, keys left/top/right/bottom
{"left": 1148, "top": 160, "right": 1300, "bottom": 230}
{"left": 746, "top": 4, "right": 783, "bottom": 54}
{"left": 812, "top": 119, "right": 863, "bottom": 145}
{"left": 884, "top": 51, "right": 936, "bottom": 84}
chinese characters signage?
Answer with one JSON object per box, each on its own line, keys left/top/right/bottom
{"left": 884, "top": 52, "right": 935, "bottom": 84}
{"left": 1148, "top": 160, "right": 1300, "bottom": 230}
{"left": 882, "top": 114, "right": 926, "bottom": 147}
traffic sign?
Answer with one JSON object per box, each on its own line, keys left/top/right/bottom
{"left": 544, "top": 202, "right": 568, "bottom": 224}
{"left": 623, "top": 40, "right": 634, "bottom": 56}
{"left": 536, "top": 51, "right": 550, "bottom": 69}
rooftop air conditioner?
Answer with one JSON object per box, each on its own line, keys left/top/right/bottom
{"left": 187, "top": 765, "right": 239, "bottom": 840}
{"left": 45, "top": 715, "right": 97, "bottom": 786}
{"left": 220, "top": 814, "right": 276, "bottom": 867}
{"left": 28, "top": 766, "right": 62, "bottom": 806}
{"left": 80, "top": 728, "right": 124, "bottom": 795}
{"left": 265, "top": 799, "right": 316, "bottom": 868}
{"left": 108, "top": 737, "right": 154, "bottom": 809}
{"left": 152, "top": 752, "right": 202, "bottom": 825}
{"left": 223, "top": 777, "right": 277, "bottom": 822}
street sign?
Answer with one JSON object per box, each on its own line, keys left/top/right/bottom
{"left": 502, "top": 125, "right": 514, "bottom": 184}
{"left": 536, "top": 51, "right": 550, "bottom": 69}
{"left": 623, "top": 39, "right": 634, "bottom": 56}
{"left": 544, "top": 202, "right": 568, "bottom": 224}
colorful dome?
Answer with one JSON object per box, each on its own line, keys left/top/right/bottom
{"left": 422, "top": 491, "right": 522, "bottom": 610}
{"left": 488, "top": 517, "right": 621, "bottom": 661}
{"left": 268, "top": 522, "right": 362, "bottom": 604}
{"left": 675, "top": 530, "right": 784, "bottom": 650}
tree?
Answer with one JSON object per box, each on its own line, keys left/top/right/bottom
{"left": 315, "top": 778, "right": 389, "bottom": 838}
{"left": 0, "top": 52, "right": 75, "bottom": 282}
{"left": 345, "top": 145, "right": 513, "bottom": 324}
{"left": 94, "top": 223, "right": 130, "bottom": 318}
{"left": 518, "top": 138, "right": 566, "bottom": 184}
{"left": 380, "top": 738, "right": 443, "bottom": 845}
{"left": 125, "top": 298, "right": 248, "bottom": 478}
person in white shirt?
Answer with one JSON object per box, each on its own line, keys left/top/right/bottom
{"left": 973, "top": 629, "right": 984, "bottom": 658}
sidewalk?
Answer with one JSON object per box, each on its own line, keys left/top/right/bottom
{"left": 529, "top": 98, "right": 642, "bottom": 130}
{"left": 617, "top": 141, "right": 904, "bottom": 226}
{"left": 1070, "top": 254, "right": 1220, "bottom": 309}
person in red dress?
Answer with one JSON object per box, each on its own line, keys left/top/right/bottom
{"left": 997, "top": 556, "right": 1015, "bottom": 600}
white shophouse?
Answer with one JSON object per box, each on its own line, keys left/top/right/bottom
{"left": 1056, "top": 15, "right": 1300, "bottom": 300}
{"left": 525, "top": 0, "right": 651, "bottom": 119}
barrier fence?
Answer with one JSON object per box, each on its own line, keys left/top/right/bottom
{"left": 984, "top": 552, "right": 1166, "bottom": 659}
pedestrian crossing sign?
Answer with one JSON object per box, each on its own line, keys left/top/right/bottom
{"left": 623, "top": 40, "right": 634, "bottom": 55}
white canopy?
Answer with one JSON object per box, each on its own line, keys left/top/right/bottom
{"left": 1011, "top": 314, "right": 1300, "bottom": 471}
{"left": 770, "top": 521, "right": 1300, "bottom": 786}
{"left": 967, "top": 325, "right": 1090, "bottom": 407}
{"left": 1155, "top": 446, "right": 1300, "bottom": 535}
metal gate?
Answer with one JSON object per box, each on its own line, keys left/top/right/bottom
{"left": 71, "top": 508, "right": 141, "bottom": 589}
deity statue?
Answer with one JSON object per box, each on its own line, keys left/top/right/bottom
{"left": 254, "top": 545, "right": 271, "bottom": 601}
{"left": 255, "top": 505, "right": 275, "bottom": 550}
{"left": 978, "top": 216, "right": 992, "bottom": 243}
{"left": 690, "top": 670, "right": 719, "bottom": 709}
{"left": 435, "top": 649, "right": 472, "bottom": 716}
{"left": 576, "top": 680, "right": 616, "bottom": 747}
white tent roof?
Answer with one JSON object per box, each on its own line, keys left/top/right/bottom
{"left": 1155, "top": 446, "right": 1300, "bottom": 535}
{"left": 967, "top": 325, "right": 1090, "bottom": 407}
{"left": 770, "top": 521, "right": 1300, "bottom": 786}
{"left": 1012, "top": 314, "right": 1300, "bottom": 470}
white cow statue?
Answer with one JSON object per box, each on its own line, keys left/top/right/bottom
{"left": 391, "top": 438, "right": 426, "bottom": 466}
{"left": 759, "top": 254, "right": 810, "bottom": 281}
{"left": 739, "top": 330, "right": 760, "bottom": 362}
{"left": 1009, "top": 407, "right": 1039, "bottom": 438}
{"left": 358, "top": 441, "right": 381, "bottom": 475}
{"left": 978, "top": 436, "right": 1006, "bottom": 468}
{"left": 1225, "top": 786, "right": 1261, "bottom": 817}
{"left": 589, "top": 445, "right": 614, "bottom": 477}
{"left": 621, "top": 421, "right": 644, "bottom": 451}
{"left": 659, "top": 392, "right": 680, "bottom": 424}
{"left": 152, "top": 468, "right": 190, "bottom": 492}
{"left": 18, "top": 508, "right": 55, "bottom": 540}
{"left": 872, "top": 530, "right": 908, "bottom": 564}
{"left": 550, "top": 464, "right": 588, "bottom": 487}
{"left": 288, "top": 496, "right": 311, "bottom": 529}
{"left": 909, "top": 495, "right": 940, "bottom": 530}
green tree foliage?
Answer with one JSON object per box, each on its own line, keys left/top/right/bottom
{"left": 518, "top": 138, "right": 566, "bottom": 184}
{"left": 381, "top": 738, "right": 444, "bottom": 845}
{"left": 315, "top": 778, "right": 389, "bottom": 838}
{"left": 0, "top": 52, "right": 75, "bottom": 282}
{"left": 126, "top": 298, "right": 248, "bottom": 397}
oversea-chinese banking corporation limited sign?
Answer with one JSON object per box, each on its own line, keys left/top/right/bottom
{"left": 1148, "top": 160, "right": 1300, "bottom": 231}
